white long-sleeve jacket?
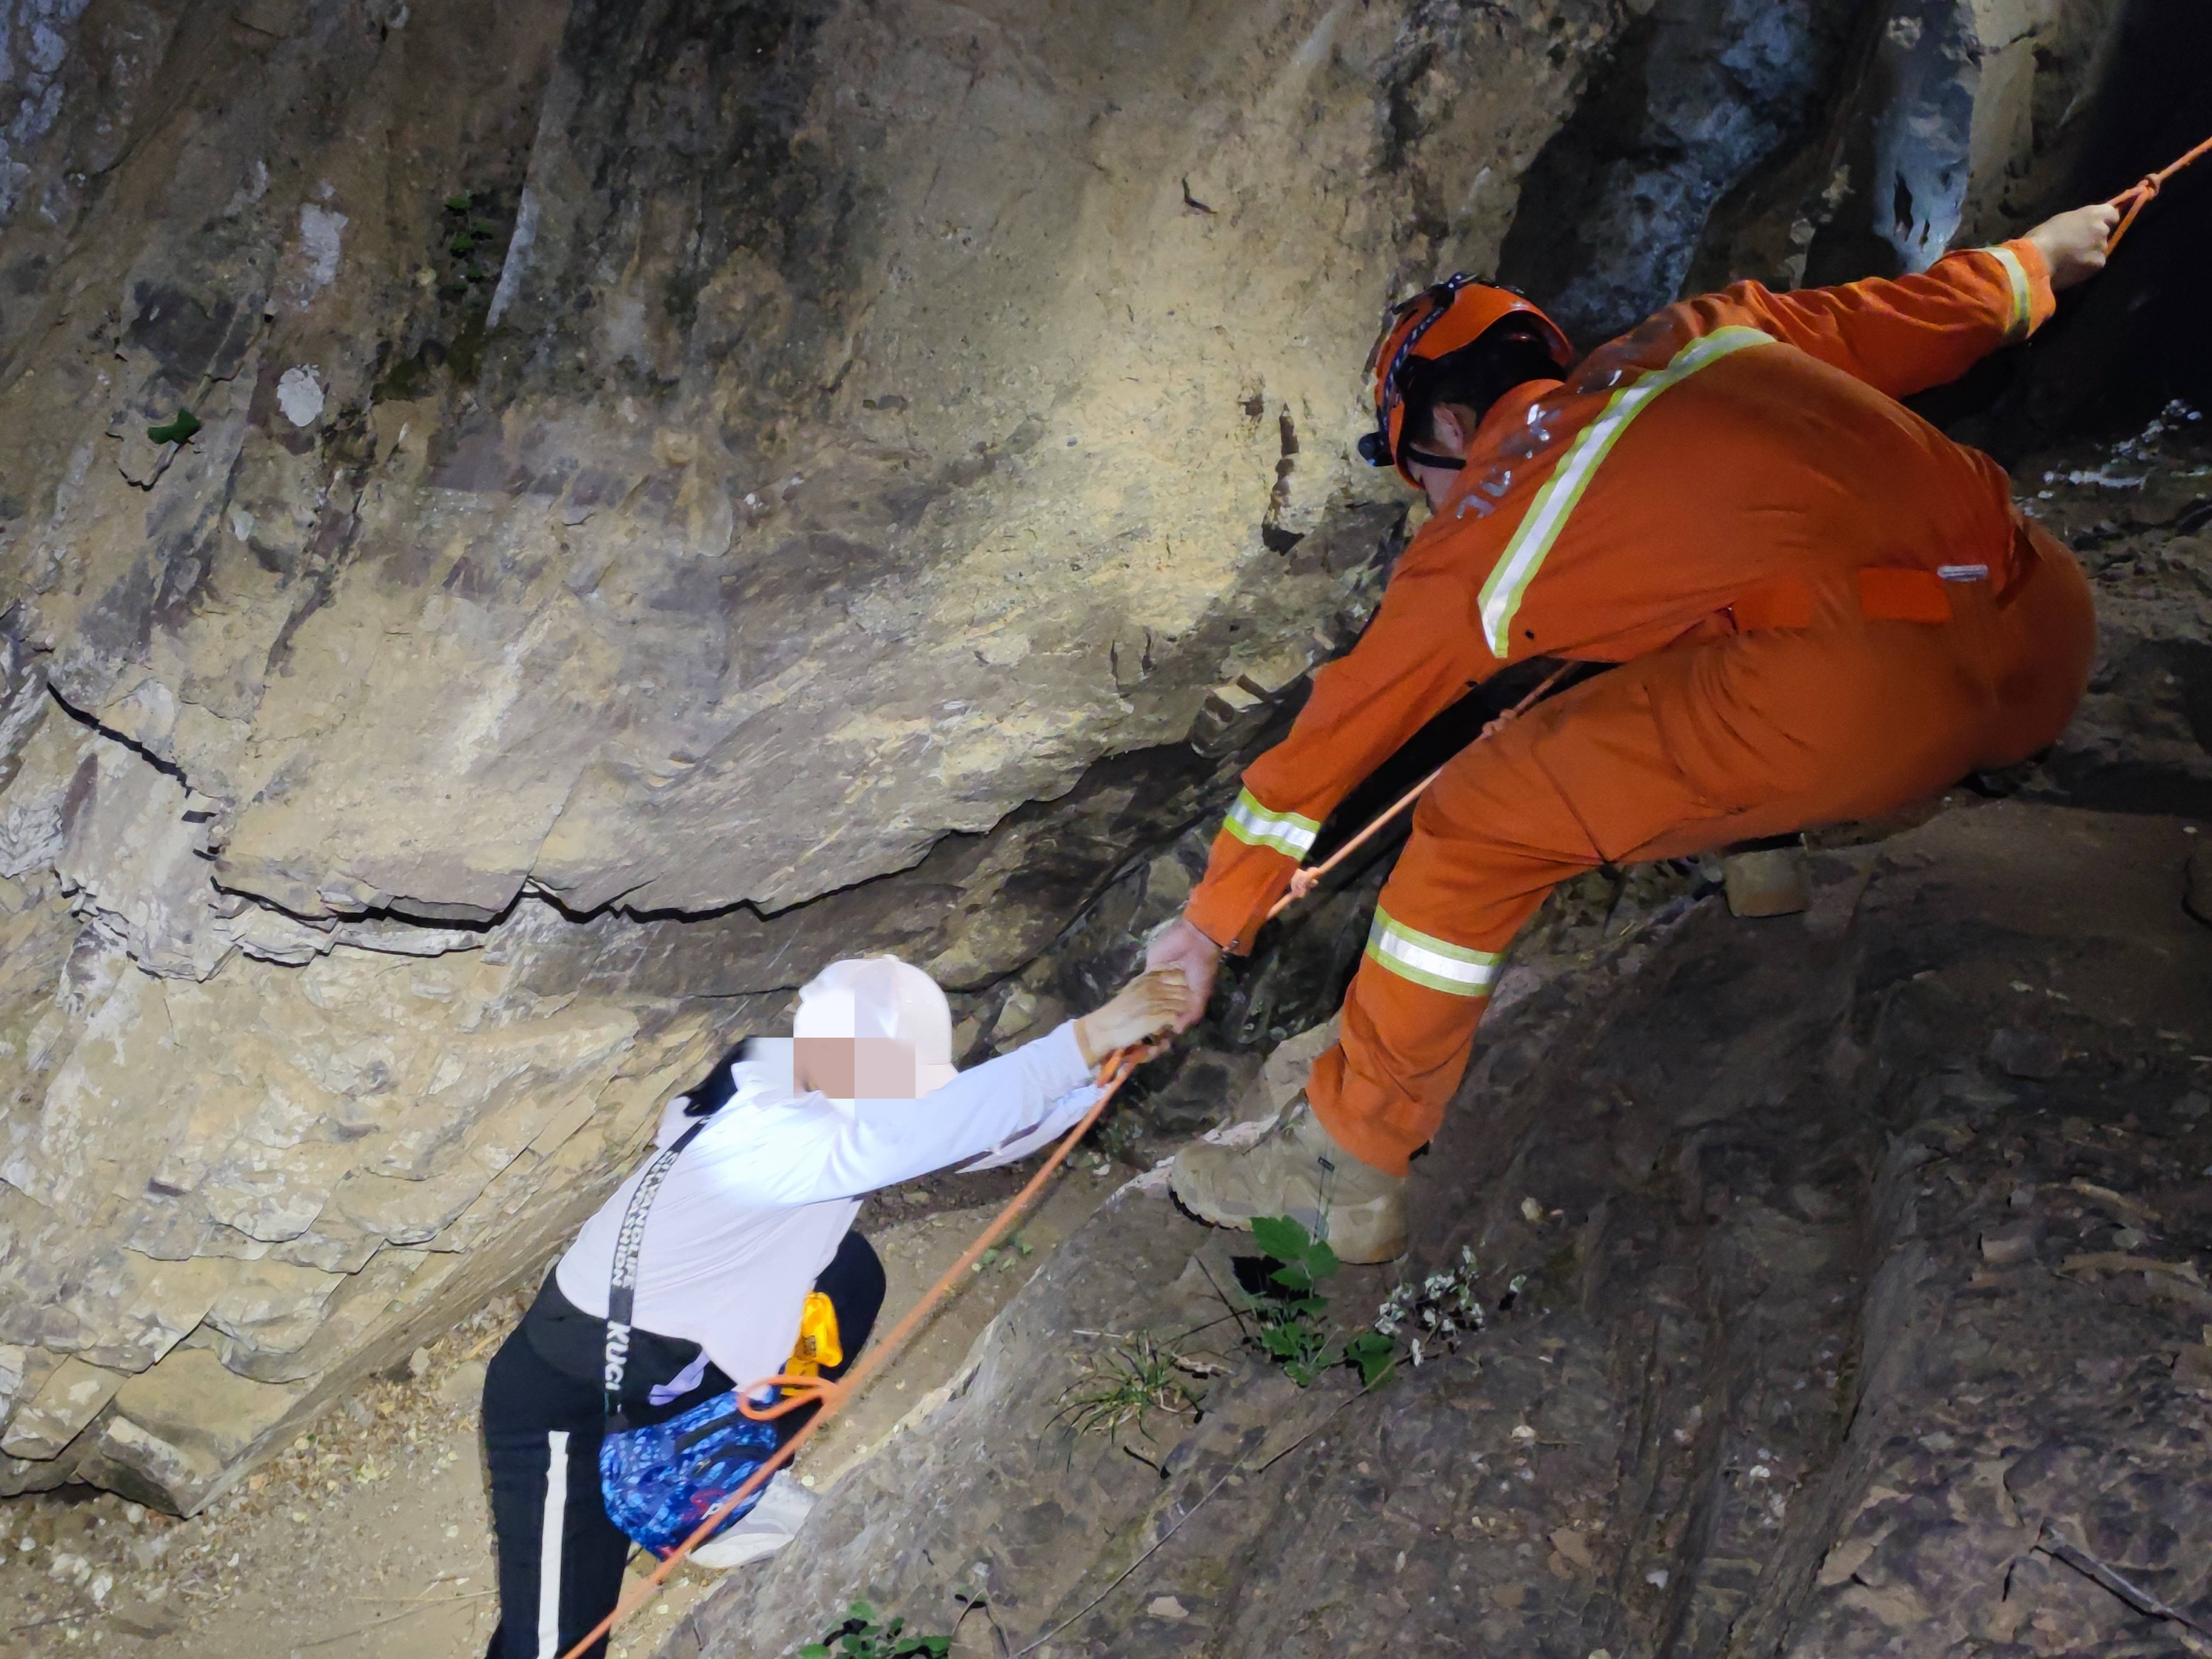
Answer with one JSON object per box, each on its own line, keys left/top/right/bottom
{"left": 553, "top": 1021, "right": 1099, "bottom": 1391}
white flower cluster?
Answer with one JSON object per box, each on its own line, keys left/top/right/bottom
{"left": 1374, "top": 1244, "right": 1488, "bottom": 1367}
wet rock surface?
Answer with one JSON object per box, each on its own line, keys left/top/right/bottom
{"left": 674, "top": 802, "right": 2212, "bottom": 1659}
{"left": 2008, "top": 407, "right": 2212, "bottom": 819}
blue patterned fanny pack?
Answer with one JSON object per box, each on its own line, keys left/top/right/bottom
{"left": 595, "top": 1119, "right": 781, "bottom": 1558}
{"left": 599, "top": 1391, "right": 779, "bottom": 1557}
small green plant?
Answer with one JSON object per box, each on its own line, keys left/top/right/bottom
{"left": 1094, "top": 1107, "right": 1145, "bottom": 1166}
{"left": 1245, "top": 1216, "right": 1397, "bottom": 1387}
{"left": 438, "top": 189, "right": 499, "bottom": 290}
{"left": 1053, "top": 1331, "right": 1220, "bottom": 1441}
{"left": 798, "top": 1601, "right": 950, "bottom": 1659}
{"left": 147, "top": 408, "right": 201, "bottom": 446}
{"left": 972, "top": 1231, "right": 1036, "bottom": 1275}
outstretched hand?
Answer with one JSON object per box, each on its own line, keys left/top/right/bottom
{"left": 1144, "top": 915, "right": 1224, "bottom": 1034}
{"left": 1073, "top": 967, "right": 1189, "bottom": 1068}
{"left": 2024, "top": 201, "right": 2121, "bottom": 291}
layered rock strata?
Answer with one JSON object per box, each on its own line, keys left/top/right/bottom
{"left": 0, "top": 0, "right": 1642, "bottom": 1512}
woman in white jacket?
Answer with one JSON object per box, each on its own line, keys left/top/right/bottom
{"left": 480, "top": 956, "right": 1182, "bottom": 1659}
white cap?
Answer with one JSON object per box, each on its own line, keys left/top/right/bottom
{"left": 792, "top": 957, "right": 959, "bottom": 1095}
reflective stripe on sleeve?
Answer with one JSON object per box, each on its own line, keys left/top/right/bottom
{"left": 1477, "top": 325, "right": 1774, "bottom": 655}
{"left": 1364, "top": 908, "right": 1500, "bottom": 996}
{"left": 1222, "top": 786, "right": 1321, "bottom": 860}
{"left": 1984, "top": 245, "right": 2033, "bottom": 341}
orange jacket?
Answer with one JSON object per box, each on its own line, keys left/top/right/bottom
{"left": 1188, "top": 240, "right": 2057, "bottom": 952}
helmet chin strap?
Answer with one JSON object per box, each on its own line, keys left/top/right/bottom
{"left": 1399, "top": 445, "right": 1465, "bottom": 471}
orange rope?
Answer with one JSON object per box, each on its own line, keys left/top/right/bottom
{"left": 1264, "top": 663, "right": 1574, "bottom": 923}
{"left": 556, "top": 1041, "right": 1158, "bottom": 1659}
{"left": 2105, "top": 131, "right": 2212, "bottom": 251}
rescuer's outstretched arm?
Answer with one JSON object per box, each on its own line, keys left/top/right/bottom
{"left": 1147, "top": 559, "right": 1505, "bottom": 1028}
{"left": 1677, "top": 200, "right": 2119, "bottom": 401}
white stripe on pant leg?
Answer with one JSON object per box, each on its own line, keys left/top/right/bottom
{"left": 537, "top": 1429, "right": 570, "bottom": 1659}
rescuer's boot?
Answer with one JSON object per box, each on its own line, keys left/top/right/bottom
{"left": 1169, "top": 1094, "right": 1407, "bottom": 1263}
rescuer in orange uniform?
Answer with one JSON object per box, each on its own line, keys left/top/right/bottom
{"left": 1150, "top": 203, "right": 2118, "bottom": 1263}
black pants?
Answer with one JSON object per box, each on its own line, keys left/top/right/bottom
{"left": 482, "top": 1231, "right": 884, "bottom": 1659}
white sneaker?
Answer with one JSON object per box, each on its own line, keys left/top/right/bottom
{"left": 688, "top": 1470, "right": 815, "bottom": 1569}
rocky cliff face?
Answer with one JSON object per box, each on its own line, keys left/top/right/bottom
{"left": 0, "top": 0, "right": 2153, "bottom": 1516}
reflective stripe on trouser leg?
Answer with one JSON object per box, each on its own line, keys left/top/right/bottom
{"left": 1309, "top": 689, "right": 1609, "bottom": 1176}
{"left": 538, "top": 1429, "right": 569, "bottom": 1659}
{"left": 1363, "top": 907, "right": 1499, "bottom": 995}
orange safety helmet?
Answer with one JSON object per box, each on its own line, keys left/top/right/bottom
{"left": 1357, "top": 275, "right": 1573, "bottom": 485}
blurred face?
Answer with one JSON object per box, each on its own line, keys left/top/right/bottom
{"left": 793, "top": 1036, "right": 920, "bottom": 1099}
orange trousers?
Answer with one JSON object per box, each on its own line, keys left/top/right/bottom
{"left": 1307, "top": 527, "right": 2097, "bottom": 1176}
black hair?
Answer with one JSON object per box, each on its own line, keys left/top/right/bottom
{"left": 681, "top": 1037, "right": 758, "bottom": 1117}
{"left": 1399, "top": 320, "right": 1568, "bottom": 453}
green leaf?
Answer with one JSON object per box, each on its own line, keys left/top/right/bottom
{"left": 1304, "top": 1238, "right": 1339, "bottom": 1280}
{"left": 470, "top": 218, "right": 497, "bottom": 236}
{"left": 1268, "top": 1264, "right": 1312, "bottom": 1292}
{"left": 849, "top": 1603, "right": 877, "bottom": 1623}
{"left": 444, "top": 190, "right": 473, "bottom": 210}
{"left": 1346, "top": 1331, "right": 1397, "bottom": 1386}
{"left": 449, "top": 233, "right": 476, "bottom": 256}
{"left": 800, "top": 1646, "right": 830, "bottom": 1658}
{"left": 147, "top": 408, "right": 201, "bottom": 446}
{"left": 1250, "top": 1214, "right": 1311, "bottom": 1261}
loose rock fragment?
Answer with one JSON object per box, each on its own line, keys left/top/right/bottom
{"left": 1990, "top": 1026, "right": 2064, "bottom": 1080}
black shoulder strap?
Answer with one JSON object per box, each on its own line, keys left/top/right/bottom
{"left": 602, "top": 1118, "right": 708, "bottom": 1430}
